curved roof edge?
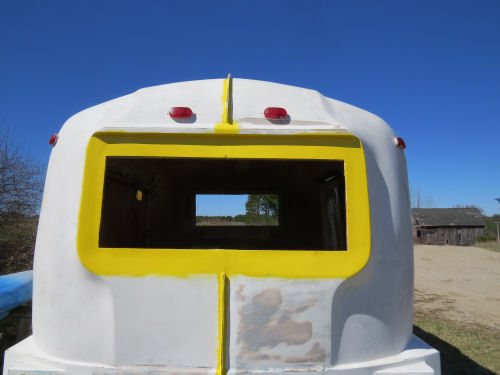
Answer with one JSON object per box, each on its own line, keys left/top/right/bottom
{"left": 58, "top": 77, "right": 393, "bottom": 139}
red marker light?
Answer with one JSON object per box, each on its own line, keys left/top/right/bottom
{"left": 264, "top": 107, "right": 287, "bottom": 120}
{"left": 169, "top": 107, "right": 193, "bottom": 119}
{"left": 49, "top": 134, "right": 58, "bottom": 147}
{"left": 394, "top": 137, "right": 406, "bottom": 150}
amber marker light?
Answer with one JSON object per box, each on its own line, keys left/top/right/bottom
{"left": 169, "top": 107, "right": 193, "bottom": 119}
{"left": 264, "top": 107, "right": 287, "bottom": 120}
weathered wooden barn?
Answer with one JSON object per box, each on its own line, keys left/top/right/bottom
{"left": 412, "top": 208, "right": 485, "bottom": 246}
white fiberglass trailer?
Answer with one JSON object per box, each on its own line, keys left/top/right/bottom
{"left": 4, "top": 77, "right": 440, "bottom": 375}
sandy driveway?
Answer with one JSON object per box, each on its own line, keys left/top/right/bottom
{"left": 414, "top": 244, "right": 500, "bottom": 328}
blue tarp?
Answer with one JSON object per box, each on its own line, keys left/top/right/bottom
{"left": 0, "top": 270, "right": 33, "bottom": 320}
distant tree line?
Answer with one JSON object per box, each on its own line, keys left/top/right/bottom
{"left": 478, "top": 214, "right": 500, "bottom": 242}
{"left": 0, "top": 130, "right": 43, "bottom": 274}
{"left": 196, "top": 194, "right": 279, "bottom": 226}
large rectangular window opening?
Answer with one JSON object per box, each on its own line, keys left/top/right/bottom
{"left": 99, "top": 157, "right": 346, "bottom": 250}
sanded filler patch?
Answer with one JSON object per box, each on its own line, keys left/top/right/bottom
{"left": 237, "top": 288, "right": 325, "bottom": 363}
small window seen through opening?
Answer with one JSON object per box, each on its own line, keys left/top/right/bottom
{"left": 196, "top": 194, "right": 279, "bottom": 226}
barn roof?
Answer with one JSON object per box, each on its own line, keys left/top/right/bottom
{"left": 412, "top": 208, "right": 485, "bottom": 227}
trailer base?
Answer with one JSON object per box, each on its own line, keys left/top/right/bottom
{"left": 4, "top": 335, "right": 440, "bottom": 375}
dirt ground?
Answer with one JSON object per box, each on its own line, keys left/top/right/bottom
{"left": 414, "top": 244, "right": 500, "bottom": 329}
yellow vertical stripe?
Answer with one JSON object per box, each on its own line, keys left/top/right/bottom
{"left": 215, "top": 74, "right": 239, "bottom": 133}
{"left": 223, "top": 74, "right": 232, "bottom": 124}
{"left": 217, "top": 76, "right": 233, "bottom": 373}
{"left": 217, "top": 272, "right": 229, "bottom": 375}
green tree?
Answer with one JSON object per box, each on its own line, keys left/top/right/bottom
{"left": 262, "top": 195, "right": 279, "bottom": 216}
{"left": 244, "top": 194, "right": 279, "bottom": 225}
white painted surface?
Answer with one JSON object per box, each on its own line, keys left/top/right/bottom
{"left": 4, "top": 78, "right": 439, "bottom": 374}
{"left": 105, "top": 276, "right": 219, "bottom": 367}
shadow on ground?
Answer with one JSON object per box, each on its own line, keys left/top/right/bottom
{"left": 0, "top": 302, "right": 32, "bottom": 373}
{"left": 414, "top": 325, "right": 495, "bottom": 375}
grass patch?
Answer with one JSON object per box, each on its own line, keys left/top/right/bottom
{"left": 475, "top": 241, "right": 500, "bottom": 252}
{"left": 414, "top": 311, "right": 500, "bottom": 374}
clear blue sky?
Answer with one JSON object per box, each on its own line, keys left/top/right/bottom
{"left": 197, "top": 195, "right": 248, "bottom": 217}
{"left": 1, "top": 0, "right": 499, "bottom": 215}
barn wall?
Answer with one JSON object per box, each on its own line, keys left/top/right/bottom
{"left": 414, "top": 226, "right": 484, "bottom": 246}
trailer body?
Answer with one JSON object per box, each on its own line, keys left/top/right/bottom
{"left": 4, "top": 77, "right": 440, "bottom": 375}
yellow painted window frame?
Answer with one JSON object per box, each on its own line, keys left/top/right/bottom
{"left": 77, "top": 131, "right": 371, "bottom": 278}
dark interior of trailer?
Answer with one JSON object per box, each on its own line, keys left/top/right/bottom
{"left": 99, "top": 157, "right": 346, "bottom": 250}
